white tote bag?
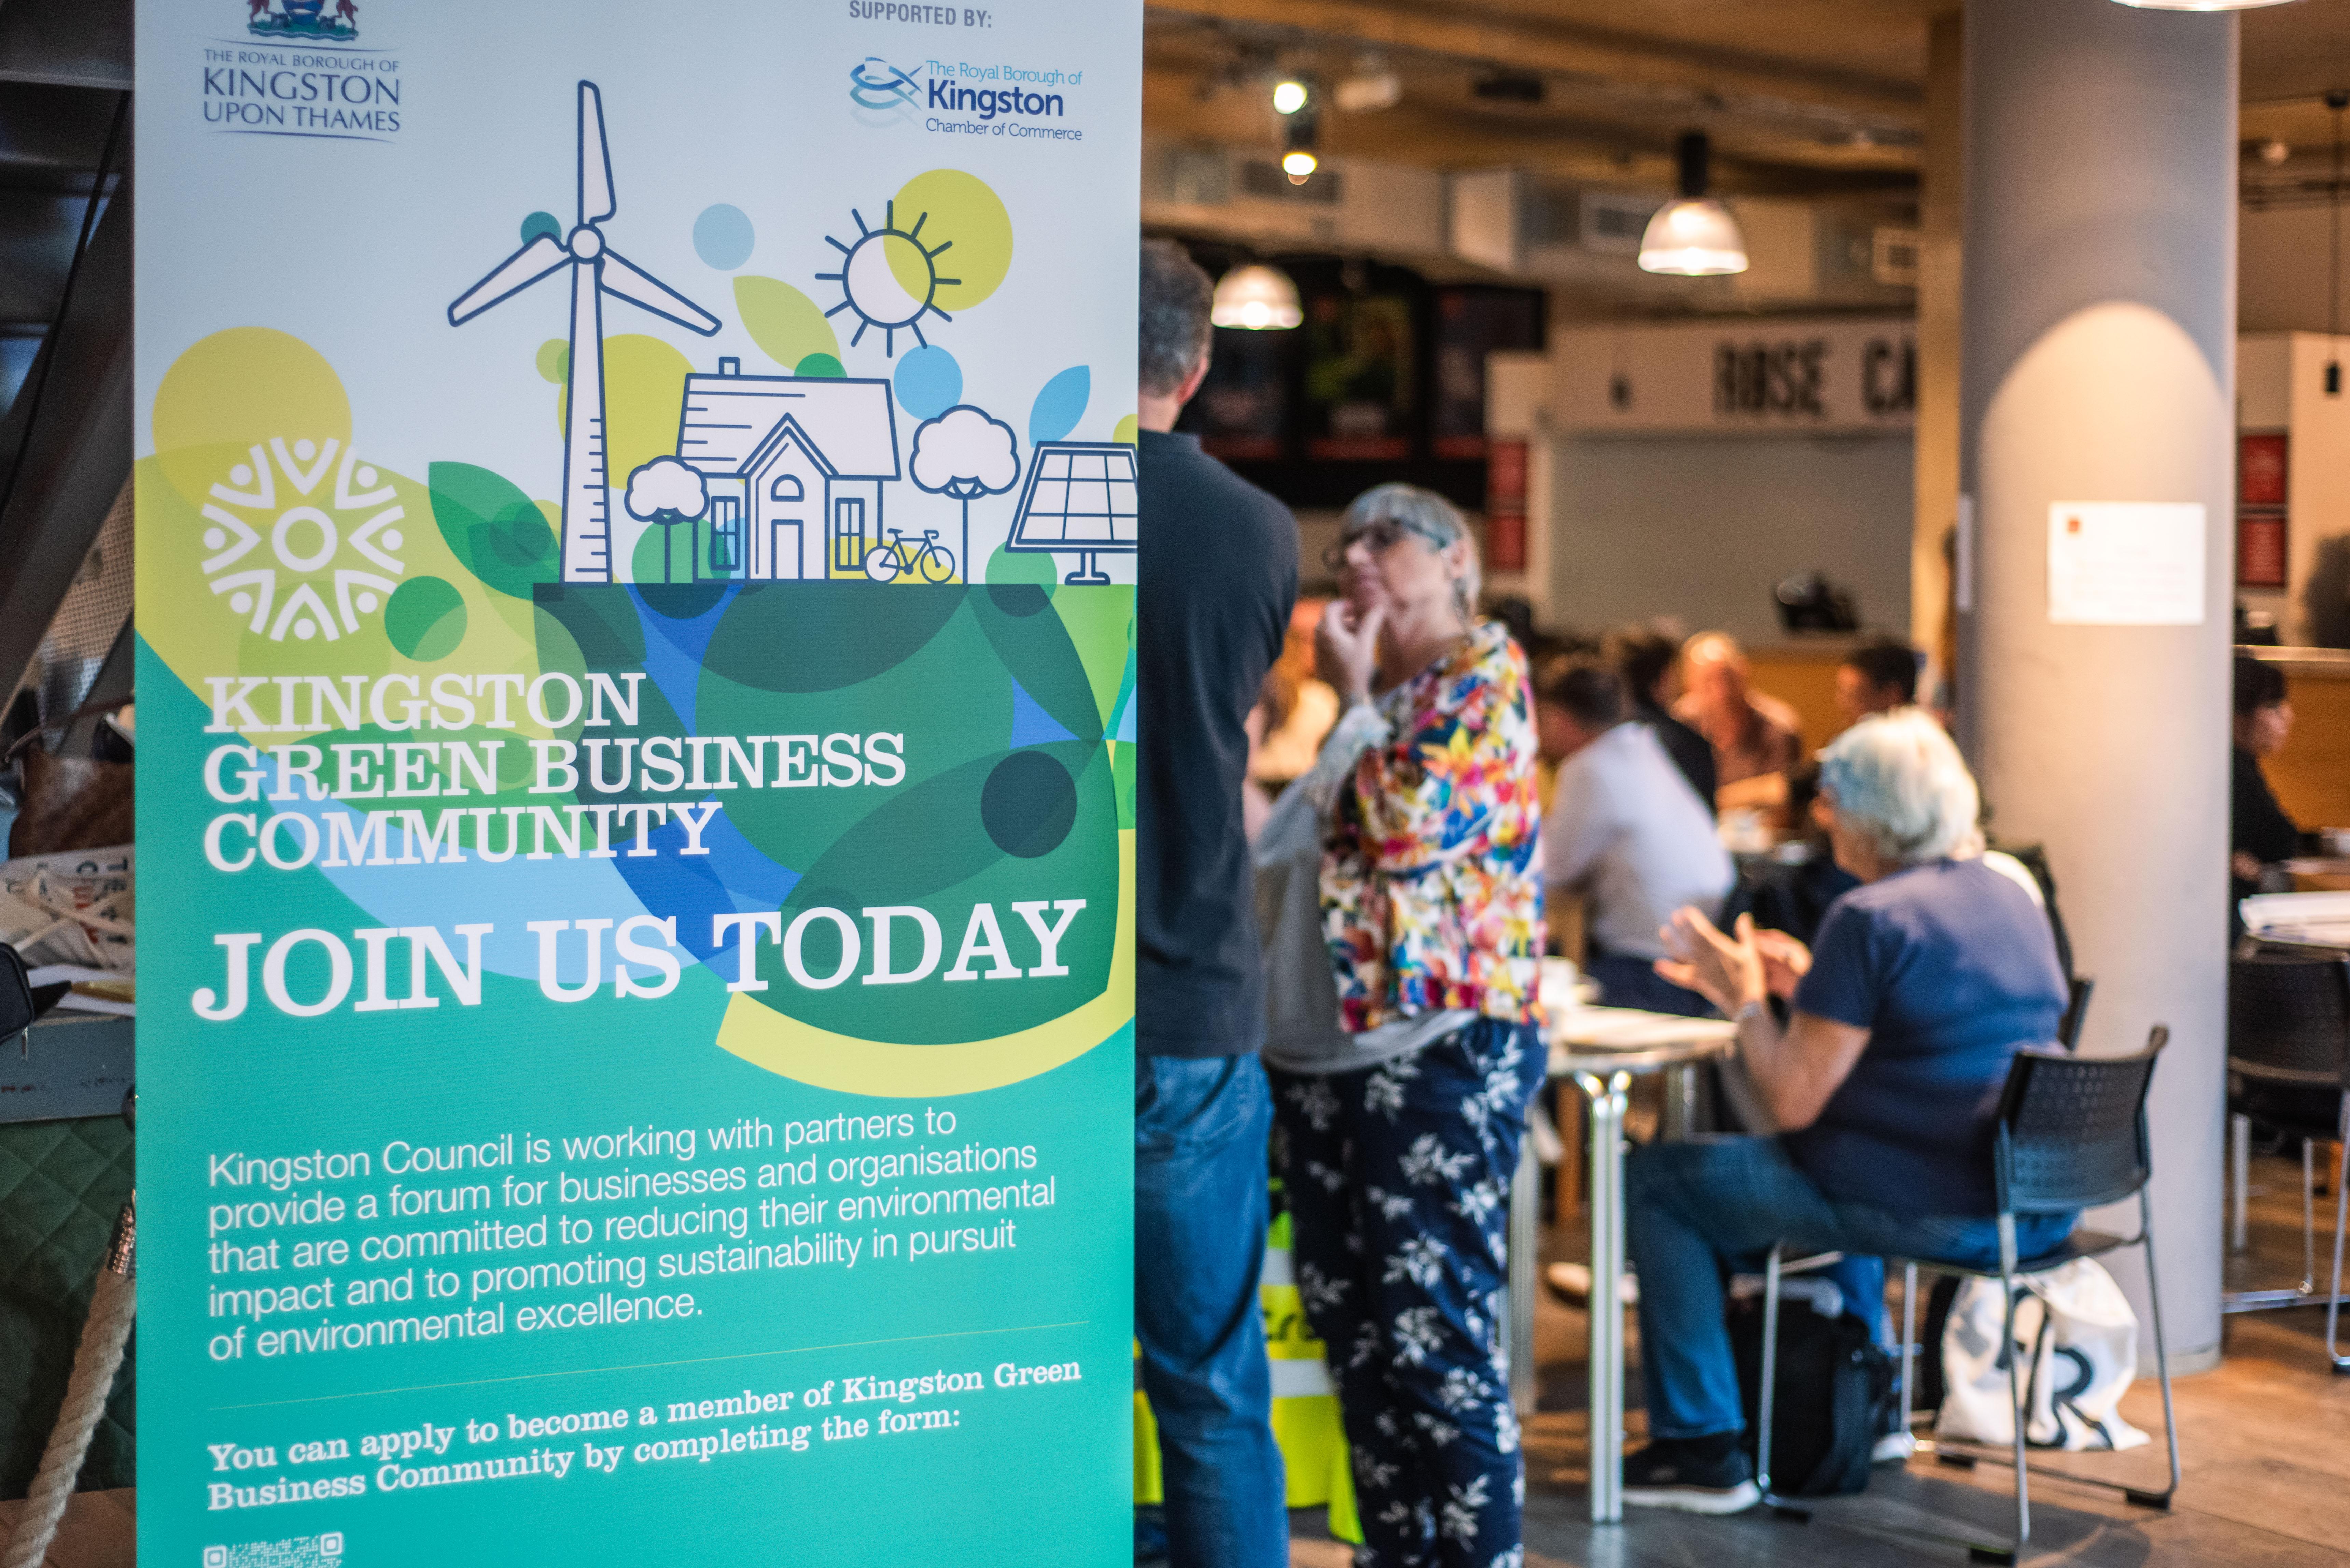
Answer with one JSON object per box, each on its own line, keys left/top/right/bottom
{"left": 1936, "top": 1258, "right": 2149, "bottom": 1452}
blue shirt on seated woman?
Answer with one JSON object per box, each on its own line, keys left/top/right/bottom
{"left": 1618, "top": 709, "right": 2073, "bottom": 1514}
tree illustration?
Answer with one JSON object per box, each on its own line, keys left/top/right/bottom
{"left": 624, "top": 457, "right": 707, "bottom": 584}
{"left": 910, "top": 406, "right": 1019, "bottom": 581}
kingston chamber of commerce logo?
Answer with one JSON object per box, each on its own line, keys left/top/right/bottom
{"left": 850, "top": 57, "right": 920, "bottom": 110}
{"left": 246, "top": 0, "right": 361, "bottom": 42}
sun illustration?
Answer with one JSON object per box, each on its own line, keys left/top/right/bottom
{"left": 818, "top": 201, "right": 960, "bottom": 357}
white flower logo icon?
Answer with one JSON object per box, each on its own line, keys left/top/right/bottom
{"left": 201, "top": 437, "right": 405, "bottom": 642}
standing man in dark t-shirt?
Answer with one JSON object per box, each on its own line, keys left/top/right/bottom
{"left": 1132, "top": 238, "right": 1295, "bottom": 1568}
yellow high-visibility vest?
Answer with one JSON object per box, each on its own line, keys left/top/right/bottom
{"left": 1133, "top": 1206, "right": 1360, "bottom": 1543}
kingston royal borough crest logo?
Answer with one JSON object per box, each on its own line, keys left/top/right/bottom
{"left": 247, "top": 0, "right": 360, "bottom": 42}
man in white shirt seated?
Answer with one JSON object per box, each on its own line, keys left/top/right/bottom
{"left": 1538, "top": 659, "right": 1734, "bottom": 1016}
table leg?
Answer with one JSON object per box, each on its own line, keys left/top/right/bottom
{"left": 1576, "top": 1068, "right": 1631, "bottom": 1525}
{"left": 2229, "top": 1112, "right": 2249, "bottom": 1254}
{"left": 1507, "top": 1142, "right": 1541, "bottom": 1419}
{"left": 1661, "top": 1061, "right": 1699, "bottom": 1141}
{"left": 1554, "top": 1080, "right": 1584, "bottom": 1220}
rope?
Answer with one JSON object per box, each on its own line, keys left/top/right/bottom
{"left": 0, "top": 1200, "right": 134, "bottom": 1568}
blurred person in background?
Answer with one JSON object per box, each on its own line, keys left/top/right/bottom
{"left": 1604, "top": 622, "right": 1716, "bottom": 805}
{"left": 1267, "top": 483, "right": 1545, "bottom": 1568}
{"left": 1132, "top": 237, "right": 1294, "bottom": 1568}
{"left": 1537, "top": 659, "right": 1731, "bottom": 1016}
{"left": 1249, "top": 603, "right": 1340, "bottom": 787}
{"left": 1835, "top": 640, "right": 1920, "bottom": 723}
{"left": 1720, "top": 761, "right": 1860, "bottom": 947}
{"left": 1674, "top": 631, "right": 1803, "bottom": 801}
{"left": 2232, "top": 653, "right": 2312, "bottom": 933}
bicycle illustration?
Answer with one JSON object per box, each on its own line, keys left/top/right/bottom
{"left": 862, "top": 526, "right": 957, "bottom": 583}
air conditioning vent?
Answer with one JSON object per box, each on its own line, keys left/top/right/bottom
{"left": 1522, "top": 182, "right": 1579, "bottom": 248}
{"left": 1580, "top": 190, "right": 1659, "bottom": 255}
{"left": 1166, "top": 145, "right": 1229, "bottom": 206}
{"left": 1871, "top": 226, "right": 1921, "bottom": 286}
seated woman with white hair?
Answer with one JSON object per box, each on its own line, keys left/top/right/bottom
{"left": 1617, "top": 709, "right": 2073, "bottom": 1513}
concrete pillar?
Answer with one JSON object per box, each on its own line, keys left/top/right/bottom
{"left": 1911, "top": 12, "right": 1962, "bottom": 700}
{"left": 1959, "top": 0, "right": 2235, "bottom": 1372}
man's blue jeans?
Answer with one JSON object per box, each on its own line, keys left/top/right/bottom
{"left": 1135, "top": 1053, "right": 1287, "bottom": 1568}
{"left": 1626, "top": 1135, "right": 2073, "bottom": 1440}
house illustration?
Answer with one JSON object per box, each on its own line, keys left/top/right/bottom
{"left": 674, "top": 359, "right": 901, "bottom": 581}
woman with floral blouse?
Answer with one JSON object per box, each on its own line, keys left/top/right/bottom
{"left": 1264, "top": 483, "right": 1544, "bottom": 1568}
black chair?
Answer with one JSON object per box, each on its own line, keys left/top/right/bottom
{"left": 2058, "top": 975, "right": 2094, "bottom": 1050}
{"left": 1755, "top": 1029, "right": 2180, "bottom": 1565}
{"left": 2223, "top": 947, "right": 2350, "bottom": 1362}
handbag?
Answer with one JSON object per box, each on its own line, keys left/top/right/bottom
{"left": 1726, "top": 1282, "right": 1895, "bottom": 1498}
{"left": 1253, "top": 780, "right": 1352, "bottom": 1062}
{"left": 1935, "top": 1258, "right": 2150, "bottom": 1452}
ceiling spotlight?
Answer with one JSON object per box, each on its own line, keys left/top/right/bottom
{"left": 1639, "top": 130, "right": 1749, "bottom": 276}
{"left": 1279, "top": 92, "right": 1321, "bottom": 185}
{"left": 2260, "top": 137, "right": 2292, "bottom": 165}
{"left": 1272, "top": 78, "right": 1309, "bottom": 115}
{"left": 1211, "top": 264, "right": 1303, "bottom": 330}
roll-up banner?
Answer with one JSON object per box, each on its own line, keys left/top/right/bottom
{"left": 135, "top": 5, "right": 1140, "bottom": 1562}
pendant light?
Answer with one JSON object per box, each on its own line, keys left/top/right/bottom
{"left": 2108, "top": 0, "right": 2300, "bottom": 10}
{"left": 1638, "top": 131, "right": 1748, "bottom": 276}
{"left": 2330, "top": 89, "right": 2347, "bottom": 395}
{"left": 1211, "top": 264, "right": 1302, "bottom": 330}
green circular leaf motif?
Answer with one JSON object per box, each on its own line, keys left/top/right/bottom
{"left": 982, "top": 751, "right": 1076, "bottom": 858}
{"left": 384, "top": 576, "right": 467, "bottom": 660}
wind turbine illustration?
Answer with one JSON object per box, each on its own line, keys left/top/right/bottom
{"left": 447, "top": 81, "right": 719, "bottom": 583}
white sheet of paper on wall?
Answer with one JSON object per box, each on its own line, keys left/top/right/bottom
{"left": 2045, "top": 502, "right": 2206, "bottom": 626}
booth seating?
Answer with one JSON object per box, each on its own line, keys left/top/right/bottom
{"left": 0, "top": 1114, "right": 134, "bottom": 1498}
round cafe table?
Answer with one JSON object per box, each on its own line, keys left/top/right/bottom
{"left": 1548, "top": 1007, "right": 1738, "bottom": 1525}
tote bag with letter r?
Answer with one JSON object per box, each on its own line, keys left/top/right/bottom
{"left": 1936, "top": 1258, "right": 2149, "bottom": 1452}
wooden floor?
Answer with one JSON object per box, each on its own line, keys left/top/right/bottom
{"left": 1292, "top": 1148, "right": 2350, "bottom": 1567}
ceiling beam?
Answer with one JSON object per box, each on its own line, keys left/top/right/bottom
{"left": 0, "top": 0, "right": 131, "bottom": 90}
{"left": 1144, "top": 66, "right": 1918, "bottom": 197}
{"left": 1145, "top": 0, "right": 1921, "bottom": 131}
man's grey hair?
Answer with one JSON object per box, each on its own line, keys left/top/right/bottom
{"left": 1139, "top": 239, "right": 1214, "bottom": 396}
{"left": 1817, "top": 708, "right": 1984, "bottom": 865}
{"left": 1340, "top": 482, "right": 1481, "bottom": 623}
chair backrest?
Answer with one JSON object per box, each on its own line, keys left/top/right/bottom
{"left": 2228, "top": 950, "right": 2350, "bottom": 1086}
{"left": 2058, "top": 975, "right": 2094, "bottom": 1050}
{"left": 1993, "top": 1027, "right": 2164, "bottom": 1215}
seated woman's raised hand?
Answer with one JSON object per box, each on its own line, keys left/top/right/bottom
{"left": 1654, "top": 907, "right": 1766, "bottom": 1017}
{"left": 1751, "top": 927, "right": 1812, "bottom": 1001}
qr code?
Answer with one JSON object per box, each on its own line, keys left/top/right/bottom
{"left": 203, "top": 1534, "right": 344, "bottom": 1568}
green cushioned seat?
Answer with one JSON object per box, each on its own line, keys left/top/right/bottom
{"left": 0, "top": 1116, "right": 134, "bottom": 1498}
